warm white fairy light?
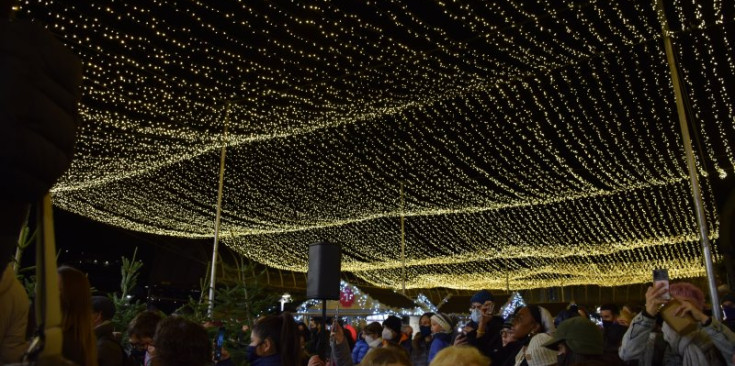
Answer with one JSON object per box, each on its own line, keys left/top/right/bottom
{"left": 18, "top": 0, "right": 733, "bottom": 290}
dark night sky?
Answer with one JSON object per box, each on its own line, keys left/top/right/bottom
{"left": 22, "top": 208, "right": 213, "bottom": 304}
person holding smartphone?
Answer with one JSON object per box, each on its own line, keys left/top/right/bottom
{"left": 454, "top": 290, "right": 506, "bottom": 364}
{"left": 618, "top": 280, "right": 735, "bottom": 365}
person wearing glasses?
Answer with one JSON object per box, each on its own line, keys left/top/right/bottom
{"left": 127, "top": 311, "right": 162, "bottom": 366}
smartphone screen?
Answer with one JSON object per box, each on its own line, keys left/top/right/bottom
{"left": 214, "top": 327, "right": 226, "bottom": 361}
{"left": 653, "top": 269, "right": 671, "bottom": 300}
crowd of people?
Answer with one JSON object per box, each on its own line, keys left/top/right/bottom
{"left": 2, "top": 264, "right": 735, "bottom": 366}
{"left": 2, "top": 11, "right": 735, "bottom": 366}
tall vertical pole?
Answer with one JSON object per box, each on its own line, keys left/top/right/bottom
{"left": 656, "top": 0, "right": 720, "bottom": 320}
{"left": 400, "top": 182, "right": 406, "bottom": 295}
{"left": 208, "top": 104, "right": 230, "bottom": 318}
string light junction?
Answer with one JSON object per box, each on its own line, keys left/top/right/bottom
{"left": 17, "top": 0, "right": 735, "bottom": 290}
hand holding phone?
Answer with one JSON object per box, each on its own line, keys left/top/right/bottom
{"left": 214, "top": 327, "right": 226, "bottom": 361}
{"left": 653, "top": 269, "right": 671, "bottom": 301}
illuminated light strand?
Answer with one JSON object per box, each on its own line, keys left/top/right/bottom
{"left": 17, "top": 0, "right": 733, "bottom": 290}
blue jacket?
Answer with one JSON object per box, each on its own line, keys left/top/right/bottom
{"left": 352, "top": 339, "right": 370, "bottom": 364}
{"left": 428, "top": 333, "right": 452, "bottom": 363}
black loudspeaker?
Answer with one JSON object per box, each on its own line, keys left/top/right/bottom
{"left": 306, "top": 241, "right": 341, "bottom": 300}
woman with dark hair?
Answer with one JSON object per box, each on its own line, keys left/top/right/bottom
{"left": 411, "top": 312, "right": 433, "bottom": 366}
{"left": 58, "top": 266, "right": 98, "bottom": 366}
{"left": 510, "top": 305, "right": 557, "bottom": 366}
{"left": 149, "top": 316, "right": 211, "bottom": 366}
{"left": 249, "top": 312, "right": 301, "bottom": 366}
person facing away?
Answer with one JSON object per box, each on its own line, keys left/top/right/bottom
{"left": 127, "top": 310, "right": 162, "bottom": 366}
{"left": 619, "top": 281, "right": 735, "bottom": 366}
{"left": 542, "top": 316, "right": 619, "bottom": 366}
{"left": 146, "top": 316, "right": 210, "bottom": 366}
{"left": 91, "top": 296, "right": 124, "bottom": 366}
{"left": 58, "top": 266, "right": 99, "bottom": 366}
{"left": 430, "top": 345, "right": 491, "bottom": 366}
{"left": 428, "top": 313, "right": 454, "bottom": 363}
{"left": 248, "top": 312, "right": 301, "bottom": 366}
{"left": 359, "top": 344, "right": 411, "bottom": 366}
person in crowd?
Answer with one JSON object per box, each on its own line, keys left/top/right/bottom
{"left": 501, "top": 324, "right": 515, "bottom": 347}
{"left": 0, "top": 17, "right": 82, "bottom": 363}
{"left": 619, "top": 281, "right": 735, "bottom": 365}
{"left": 92, "top": 296, "right": 124, "bottom": 366}
{"left": 494, "top": 315, "right": 524, "bottom": 366}
{"left": 411, "top": 312, "right": 434, "bottom": 366}
{"left": 382, "top": 315, "right": 410, "bottom": 354}
{"left": 127, "top": 310, "right": 162, "bottom": 366}
{"left": 344, "top": 322, "right": 358, "bottom": 348}
{"left": 721, "top": 292, "right": 735, "bottom": 332}
{"left": 359, "top": 344, "right": 411, "bottom": 366}
{"left": 147, "top": 316, "right": 210, "bottom": 366}
{"left": 248, "top": 312, "right": 300, "bottom": 366}
{"left": 339, "top": 319, "right": 357, "bottom": 352}
{"left": 355, "top": 321, "right": 383, "bottom": 364}
{"left": 617, "top": 305, "right": 637, "bottom": 327}
{"left": 510, "top": 304, "right": 556, "bottom": 366}
{"left": 454, "top": 290, "right": 505, "bottom": 363}
{"left": 428, "top": 313, "right": 453, "bottom": 363}
{"left": 599, "top": 303, "right": 627, "bottom": 362}
{"left": 400, "top": 324, "right": 414, "bottom": 355}
{"left": 0, "top": 263, "right": 29, "bottom": 363}
{"left": 554, "top": 303, "right": 581, "bottom": 328}
{"left": 307, "top": 316, "right": 330, "bottom": 357}
{"left": 402, "top": 325, "right": 413, "bottom": 337}
{"left": 542, "top": 316, "right": 611, "bottom": 366}
{"left": 58, "top": 266, "right": 98, "bottom": 366}
{"left": 352, "top": 330, "right": 370, "bottom": 364}
{"left": 430, "top": 345, "right": 491, "bottom": 366}
{"left": 298, "top": 321, "right": 313, "bottom": 364}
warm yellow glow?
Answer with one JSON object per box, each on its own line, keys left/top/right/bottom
{"left": 18, "top": 0, "right": 731, "bottom": 290}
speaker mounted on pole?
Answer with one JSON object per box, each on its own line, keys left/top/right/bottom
{"left": 306, "top": 240, "right": 341, "bottom": 300}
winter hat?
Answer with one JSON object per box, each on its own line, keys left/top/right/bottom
{"left": 524, "top": 333, "right": 558, "bottom": 366}
{"left": 538, "top": 306, "right": 556, "bottom": 334}
{"left": 470, "top": 290, "right": 494, "bottom": 305}
{"left": 91, "top": 296, "right": 116, "bottom": 320}
{"left": 526, "top": 305, "right": 556, "bottom": 334}
{"left": 382, "top": 315, "right": 403, "bottom": 335}
{"left": 542, "top": 316, "right": 603, "bottom": 355}
{"left": 364, "top": 321, "right": 383, "bottom": 336}
{"left": 431, "top": 313, "right": 453, "bottom": 333}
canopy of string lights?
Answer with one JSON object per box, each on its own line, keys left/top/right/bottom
{"left": 19, "top": 0, "right": 735, "bottom": 290}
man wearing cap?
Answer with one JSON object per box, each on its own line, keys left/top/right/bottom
{"left": 542, "top": 316, "right": 611, "bottom": 366}
{"left": 92, "top": 296, "right": 124, "bottom": 366}
{"left": 454, "top": 290, "right": 505, "bottom": 364}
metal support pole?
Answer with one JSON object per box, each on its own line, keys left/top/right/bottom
{"left": 656, "top": 0, "right": 721, "bottom": 320}
{"left": 400, "top": 182, "right": 406, "bottom": 295}
{"left": 208, "top": 105, "right": 230, "bottom": 318}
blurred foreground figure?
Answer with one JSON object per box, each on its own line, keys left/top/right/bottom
{"left": 0, "top": 17, "right": 82, "bottom": 363}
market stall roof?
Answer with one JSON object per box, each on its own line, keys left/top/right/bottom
{"left": 21, "top": 1, "right": 735, "bottom": 290}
